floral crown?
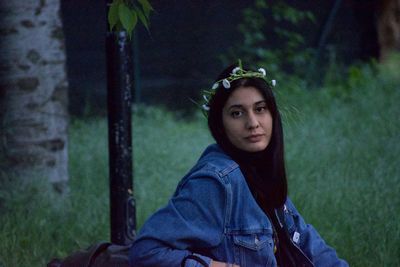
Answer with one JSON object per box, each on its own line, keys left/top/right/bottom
{"left": 200, "top": 60, "right": 276, "bottom": 115}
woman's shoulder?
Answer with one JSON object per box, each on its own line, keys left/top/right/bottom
{"left": 178, "top": 144, "right": 240, "bottom": 186}
{"left": 171, "top": 144, "right": 245, "bottom": 204}
{"left": 194, "top": 144, "right": 239, "bottom": 176}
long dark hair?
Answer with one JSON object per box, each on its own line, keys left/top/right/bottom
{"left": 207, "top": 64, "right": 287, "bottom": 209}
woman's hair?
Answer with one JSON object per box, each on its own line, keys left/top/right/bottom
{"left": 207, "top": 64, "right": 287, "bottom": 208}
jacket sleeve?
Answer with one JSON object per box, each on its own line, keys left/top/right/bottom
{"left": 129, "top": 170, "right": 226, "bottom": 267}
{"left": 285, "top": 198, "right": 349, "bottom": 267}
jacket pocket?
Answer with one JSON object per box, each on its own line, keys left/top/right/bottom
{"left": 232, "top": 231, "right": 275, "bottom": 267}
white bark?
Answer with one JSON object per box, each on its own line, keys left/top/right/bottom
{"left": 0, "top": 0, "right": 69, "bottom": 192}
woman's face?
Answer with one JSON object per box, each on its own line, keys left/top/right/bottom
{"left": 222, "top": 86, "right": 273, "bottom": 152}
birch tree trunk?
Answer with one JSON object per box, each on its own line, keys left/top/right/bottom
{"left": 0, "top": 0, "right": 69, "bottom": 193}
{"left": 377, "top": 0, "right": 400, "bottom": 60}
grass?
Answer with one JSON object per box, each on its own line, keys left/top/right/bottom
{"left": 0, "top": 62, "right": 399, "bottom": 266}
{"left": 281, "top": 65, "right": 400, "bottom": 265}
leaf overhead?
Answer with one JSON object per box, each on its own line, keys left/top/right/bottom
{"left": 108, "top": 2, "right": 119, "bottom": 31}
{"left": 134, "top": 6, "right": 149, "bottom": 30}
{"left": 138, "top": 0, "right": 154, "bottom": 18}
{"left": 107, "top": 0, "right": 153, "bottom": 38}
{"left": 119, "top": 3, "right": 137, "bottom": 37}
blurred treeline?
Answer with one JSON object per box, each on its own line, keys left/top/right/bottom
{"left": 62, "top": 0, "right": 381, "bottom": 116}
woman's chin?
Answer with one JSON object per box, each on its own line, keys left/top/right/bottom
{"left": 240, "top": 142, "right": 268, "bottom": 153}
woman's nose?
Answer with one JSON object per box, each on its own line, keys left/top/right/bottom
{"left": 246, "top": 112, "right": 259, "bottom": 129}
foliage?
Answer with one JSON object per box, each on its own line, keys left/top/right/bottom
{"left": 0, "top": 61, "right": 400, "bottom": 266}
{"left": 108, "top": 0, "right": 153, "bottom": 38}
{"left": 221, "top": 0, "right": 315, "bottom": 79}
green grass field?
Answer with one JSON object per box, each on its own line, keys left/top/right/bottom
{"left": 0, "top": 62, "right": 399, "bottom": 266}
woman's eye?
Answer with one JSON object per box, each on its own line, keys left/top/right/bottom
{"left": 255, "top": 106, "right": 267, "bottom": 113}
{"left": 231, "top": 111, "right": 242, "bottom": 118}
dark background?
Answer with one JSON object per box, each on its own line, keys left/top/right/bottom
{"left": 61, "top": 0, "right": 379, "bottom": 116}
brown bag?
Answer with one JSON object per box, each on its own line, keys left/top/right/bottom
{"left": 47, "top": 242, "right": 130, "bottom": 267}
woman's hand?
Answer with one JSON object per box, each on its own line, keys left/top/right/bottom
{"left": 210, "top": 260, "right": 240, "bottom": 267}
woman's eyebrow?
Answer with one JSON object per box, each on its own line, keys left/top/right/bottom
{"left": 254, "top": 100, "right": 267, "bottom": 105}
{"left": 227, "top": 100, "right": 266, "bottom": 110}
{"left": 227, "top": 104, "right": 243, "bottom": 110}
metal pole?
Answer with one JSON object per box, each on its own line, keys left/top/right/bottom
{"left": 133, "top": 29, "right": 141, "bottom": 104}
{"left": 105, "top": 0, "right": 136, "bottom": 245}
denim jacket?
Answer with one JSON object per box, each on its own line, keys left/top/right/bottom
{"left": 129, "top": 144, "right": 348, "bottom": 267}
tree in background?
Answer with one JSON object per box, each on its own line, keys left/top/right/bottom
{"left": 0, "top": 1, "right": 69, "bottom": 193}
{"left": 378, "top": 0, "right": 400, "bottom": 60}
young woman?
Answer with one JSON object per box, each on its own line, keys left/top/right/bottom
{"left": 129, "top": 62, "right": 349, "bottom": 267}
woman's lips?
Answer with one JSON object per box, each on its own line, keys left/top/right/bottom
{"left": 245, "top": 134, "right": 265, "bottom": 143}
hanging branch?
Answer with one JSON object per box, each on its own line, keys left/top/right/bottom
{"left": 108, "top": 0, "right": 153, "bottom": 38}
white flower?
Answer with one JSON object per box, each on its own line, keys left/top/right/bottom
{"left": 258, "top": 68, "right": 266, "bottom": 76}
{"left": 231, "top": 67, "right": 241, "bottom": 75}
{"left": 202, "top": 104, "right": 210, "bottom": 111}
{"left": 211, "top": 83, "right": 219, "bottom": 90}
{"left": 271, "top": 79, "right": 276, "bottom": 87}
{"left": 222, "top": 79, "right": 231, "bottom": 89}
{"left": 203, "top": 95, "right": 209, "bottom": 102}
